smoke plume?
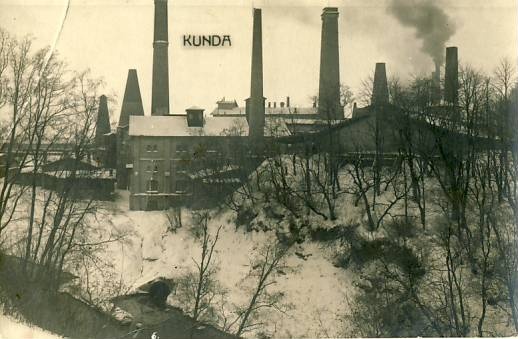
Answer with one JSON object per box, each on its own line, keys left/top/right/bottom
{"left": 388, "top": 0, "right": 455, "bottom": 65}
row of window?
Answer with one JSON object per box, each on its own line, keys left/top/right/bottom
{"left": 144, "top": 160, "right": 191, "bottom": 173}
{"left": 146, "top": 144, "right": 158, "bottom": 152}
{"left": 144, "top": 143, "right": 222, "bottom": 154}
{"left": 145, "top": 164, "right": 159, "bottom": 173}
{"left": 146, "top": 178, "right": 191, "bottom": 194}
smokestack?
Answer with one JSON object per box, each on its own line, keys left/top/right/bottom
{"left": 95, "top": 95, "right": 111, "bottom": 145}
{"left": 151, "top": 0, "right": 170, "bottom": 115}
{"left": 118, "top": 70, "right": 144, "bottom": 128}
{"left": 246, "top": 8, "right": 266, "bottom": 139}
{"left": 444, "top": 46, "right": 458, "bottom": 105}
{"left": 117, "top": 69, "right": 144, "bottom": 190}
{"left": 318, "top": 7, "right": 342, "bottom": 120}
{"left": 371, "top": 63, "right": 389, "bottom": 107}
{"left": 286, "top": 96, "right": 290, "bottom": 107}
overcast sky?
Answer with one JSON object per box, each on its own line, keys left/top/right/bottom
{"left": 0, "top": 0, "right": 517, "bottom": 122}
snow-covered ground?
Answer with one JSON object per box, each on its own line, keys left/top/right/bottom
{"left": 0, "top": 314, "right": 62, "bottom": 339}
{"left": 97, "top": 190, "right": 354, "bottom": 338}
{"left": 0, "top": 183, "right": 360, "bottom": 338}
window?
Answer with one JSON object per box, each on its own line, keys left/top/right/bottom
{"left": 145, "top": 161, "right": 159, "bottom": 173}
{"left": 206, "top": 145, "right": 219, "bottom": 155}
{"left": 146, "top": 144, "right": 158, "bottom": 152}
{"left": 175, "top": 159, "right": 190, "bottom": 172}
{"left": 193, "top": 143, "right": 207, "bottom": 160}
{"left": 176, "top": 143, "right": 188, "bottom": 153}
{"left": 175, "top": 179, "right": 190, "bottom": 193}
{"left": 147, "top": 178, "right": 158, "bottom": 192}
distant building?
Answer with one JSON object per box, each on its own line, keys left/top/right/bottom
{"left": 15, "top": 157, "right": 115, "bottom": 200}
{"left": 211, "top": 99, "right": 342, "bottom": 135}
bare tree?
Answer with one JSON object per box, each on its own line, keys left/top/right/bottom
{"left": 175, "top": 211, "right": 224, "bottom": 325}
{"left": 165, "top": 206, "right": 182, "bottom": 233}
{"left": 0, "top": 32, "right": 36, "bottom": 239}
{"left": 232, "top": 242, "right": 291, "bottom": 337}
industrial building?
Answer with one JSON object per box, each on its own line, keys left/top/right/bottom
{"left": 90, "top": 0, "right": 467, "bottom": 211}
{"left": 102, "top": 1, "right": 347, "bottom": 210}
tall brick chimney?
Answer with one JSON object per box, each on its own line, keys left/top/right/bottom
{"left": 118, "top": 69, "right": 144, "bottom": 128}
{"left": 246, "top": 8, "right": 266, "bottom": 139}
{"left": 318, "top": 7, "right": 342, "bottom": 120}
{"left": 371, "top": 63, "right": 389, "bottom": 107}
{"left": 95, "top": 95, "right": 111, "bottom": 145}
{"left": 151, "top": 0, "right": 170, "bottom": 115}
{"left": 444, "top": 47, "right": 458, "bottom": 105}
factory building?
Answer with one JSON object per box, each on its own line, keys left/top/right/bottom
{"left": 88, "top": 0, "right": 473, "bottom": 211}
{"left": 100, "top": 0, "right": 346, "bottom": 210}
{"left": 123, "top": 5, "right": 270, "bottom": 210}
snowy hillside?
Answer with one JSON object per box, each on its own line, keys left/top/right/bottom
{"left": 98, "top": 190, "right": 354, "bottom": 338}
{"left": 0, "top": 315, "right": 62, "bottom": 339}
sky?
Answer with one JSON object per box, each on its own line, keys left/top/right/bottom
{"left": 0, "top": 0, "right": 517, "bottom": 122}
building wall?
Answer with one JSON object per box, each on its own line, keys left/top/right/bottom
{"left": 116, "top": 127, "right": 130, "bottom": 189}
{"left": 129, "top": 135, "right": 249, "bottom": 210}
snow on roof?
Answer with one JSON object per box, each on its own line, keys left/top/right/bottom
{"left": 128, "top": 115, "right": 291, "bottom": 137}
{"left": 210, "top": 106, "right": 318, "bottom": 117}
{"left": 265, "top": 107, "right": 317, "bottom": 115}
{"left": 188, "top": 164, "right": 240, "bottom": 180}
{"left": 45, "top": 170, "right": 115, "bottom": 179}
{"left": 287, "top": 119, "right": 343, "bottom": 125}
{"left": 129, "top": 115, "right": 250, "bottom": 137}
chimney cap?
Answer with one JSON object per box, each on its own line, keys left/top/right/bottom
{"left": 186, "top": 106, "right": 204, "bottom": 111}
{"left": 322, "top": 7, "right": 339, "bottom": 15}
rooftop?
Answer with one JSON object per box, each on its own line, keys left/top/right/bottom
{"left": 129, "top": 115, "right": 249, "bottom": 137}
{"left": 210, "top": 105, "right": 318, "bottom": 118}
{"left": 129, "top": 115, "right": 291, "bottom": 138}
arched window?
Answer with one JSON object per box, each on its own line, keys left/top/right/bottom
{"left": 147, "top": 178, "right": 158, "bottom": 192}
